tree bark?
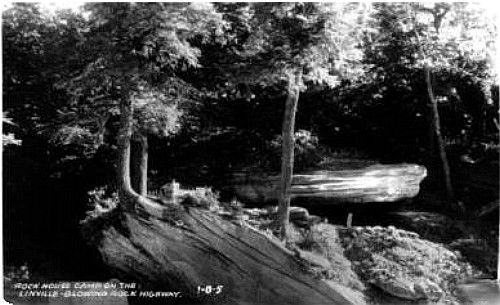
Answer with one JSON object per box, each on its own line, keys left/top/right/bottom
{"left": 117, "top": 87, "right": 138, "bottom": 210}
{"left": 424, "top": 65, "right": 455, "bottom": 202}
{"left": 277, "top": 73, "right": 301, "bottom": 240}
{"left": 410, "top": 5, "right": 455, "bottom": 203}
{"left": 473, "top": 80, "right": 491, "bottom": 143}
{"left": 427, "top": 104, "right": 435, "bottom": 164}
{"left": 131, "top": 133, "right": 148, "bottom": 196}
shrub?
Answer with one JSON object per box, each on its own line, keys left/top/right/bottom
{"left": 4, "top": 264, "right": 30, "bottom": 282}
{"left": 83, "top": 186, "right": 118, "bottom": 221}
{"left": 180, "top": 186, "right": 220, "bottom": 210}
{"left": 269, "top": 129, "right": 325, "bottom": 171}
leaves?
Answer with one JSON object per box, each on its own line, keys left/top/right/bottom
{"left": 203, "top": 3, "right": 371, "bottom": 91}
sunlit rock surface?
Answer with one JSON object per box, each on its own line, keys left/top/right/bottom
{"left": 227, "top": 164, "right": 427, "bottom": 204}
{"left": 338, "top": 225, "right": 481, "bottom": 303}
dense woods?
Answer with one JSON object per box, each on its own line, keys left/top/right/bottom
{"left": 2, "top": 2, "right": 498, "bottom": 305}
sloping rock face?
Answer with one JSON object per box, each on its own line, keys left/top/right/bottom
{"left": 84, "top": 199, "right": 362, "bottom": 305}
{"left": 227, "top": 164, "right": 427, "bottom": 204}
{"left": 339, "top": 226, "right": 481, "bottom": 303}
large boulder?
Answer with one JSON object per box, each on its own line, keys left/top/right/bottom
{"left": 339, "top": 226, "right": 480, "bottom": 303}
{"left": 226, "top": 164, "right": 427, "bottom": 204}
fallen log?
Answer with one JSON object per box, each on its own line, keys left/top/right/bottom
{"left": 84, "top": 200, "right": 362, "bottom": 305}
{"left": 226, "top": 164, "right": 427, "bottom": 204}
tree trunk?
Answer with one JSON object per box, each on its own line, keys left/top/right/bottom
{"left": 409, "top": 5, "right": 455, "bottom": 203}
{"left": 117, "top": 88, "right": 138, "bottom": 210}
{"left": 427, "top": 104, "right": 435, "bottom": 164}
{"left": 424, "top": 65, "right": 455, "bottom": 202}
{"left": 473, "top": 80, "right": 492, "bottom": 143}
{"left": 277, "top": 73, "right": 301, "bottom": 240}
{"left": 131, "top": 133, "right": 148, "bottom": 196}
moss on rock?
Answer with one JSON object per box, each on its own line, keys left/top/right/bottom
{"left": 339, "top": 225, "right": 482, "bottom": 303}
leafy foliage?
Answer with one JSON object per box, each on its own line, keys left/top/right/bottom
{"left": 45, "top": 3, "right": 227, "bottom": 154}
{"left": 202, "top": 3, "right": 370, "bottom": 93}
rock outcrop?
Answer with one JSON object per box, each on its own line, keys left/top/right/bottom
{"left": 226, "top": 164, "right": 427, "bottom": 204}
{"left": 83, "top": 198, "right": 362, "bottom": 305}
{"left": 339, "top": 225, "right": 480, "bottom": 302}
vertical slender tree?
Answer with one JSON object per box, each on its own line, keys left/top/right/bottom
{"left": 410, "top": 3, "right": 455, "bottom": 202}
{"left": 128, "top": 79, "right": 196, "bottom": 195}
{"left": 405, "top": 2, "right": 497, "bottom": 205}
{"left": 209, "top": 3, "right": 370, "bottom": 239}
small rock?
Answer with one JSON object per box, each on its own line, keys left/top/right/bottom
{"left": 371, "top": 277, "right": 419, "bottom": 300}
{"left": 295, "top": 249, "right": 331, "bottom": 270}
{"left": 266, "top": 205, "right": 278, "bottom": 215}
{"left": 307, "top": 215, "right": 322, "bottom": 225}
{"left": 246, "top": 219, "right": 261, "bottom": 226}
{"left": 414, "top": 279, "right": 444, "bottom": 301}
{"left": 292, "top": 215, "right": 321, "bottom": 230}
{"left": 230, "top": 199, "right": 244, "bottom": 208}
{"left": 243, "top": 208, "right": 264, "bottom": 217}
{"left": 424, "top": 279, "right": 444, "bottom": 301}
{"left": 289, "top": 206, "right": 309, "bottom": 221}
{"left": 217, "top": 210, "right": 233, "bottom": 217}
{"left": 234, "top": 214, "right": 249, "bottom": 221}
{"left": 293, "top": 219, "right": 310, "bottom": 229}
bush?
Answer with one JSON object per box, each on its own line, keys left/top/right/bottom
{"left": 269, "top": 129, "right": 326, "bottom": 171}
{"left": 180, "top": 187, "right": 220, "bottom": 210}
{"left": 339, "top": 225, "right": 481, "bottom": 303}
{"left": 83, "top": 186, "right": 118, "bottom": 222}
{"left": 4, "top": 264, "right": 30, "bottom": 282}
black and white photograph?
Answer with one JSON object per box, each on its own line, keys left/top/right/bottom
{"left": 2, "top": 2, "right": 499, "bottom": 305}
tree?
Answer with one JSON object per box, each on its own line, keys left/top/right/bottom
{"left": 408, "top": 3, "right": 455, "bottom": 202}
{"left": 208, "top": 3, "right": 369, "bottom": 239}
{"left": 405, "top": 2, "right": 497, "bottom": 205}
{"left": 3, "top": 3, "right": 88, "bottom": 142}
{"left": 129, "top": 78, "right": 197, "bottom": 195}
{"left": 63, "top": 3, "right": 225, "bottom": 209}
{"left": 364, "top": 3, "right": 496, "bottom": 206}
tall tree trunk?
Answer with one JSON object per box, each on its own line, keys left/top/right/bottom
{"left": 117, "top": 88, "right": 137, "bottom": 210}
{"left": 427, "top": 105, "right": 435, "bottom": 164}
{"left": 410, "top": 5, "right": 455, "bottom": 203}
{"left": 277, "top": 73, "right": 301, "bottom": 240}
{"left": 131, "top": 133, "right": 148, "bottom": 196}
{"left": 473, "top": 80, "right": 492, "bottom": 143}
{"left": 424, "top": 65, "right": 455, "bottom": 202}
